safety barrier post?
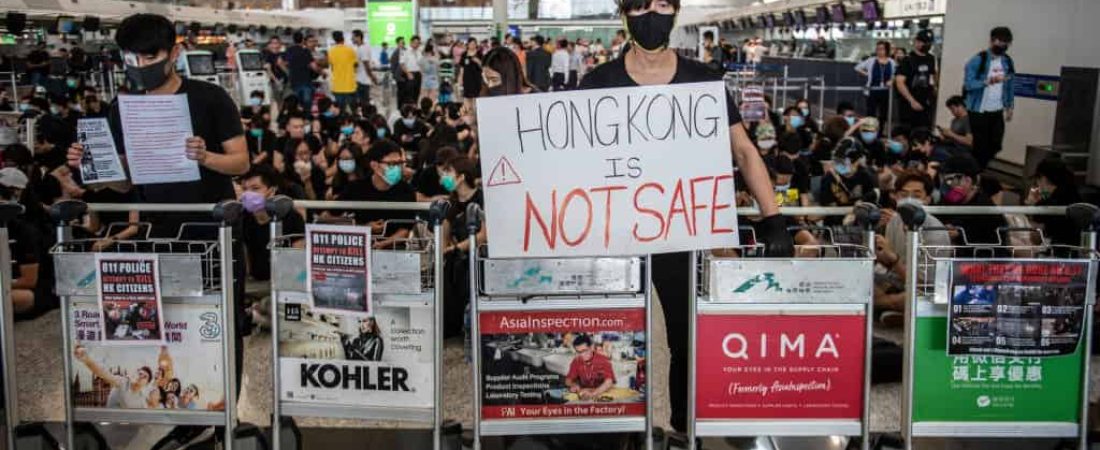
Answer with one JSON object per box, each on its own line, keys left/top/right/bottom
{"left": 0, "top": 203, "right": 22, "bottom": 450}
{"left": 689, "top": 204, "right": 877, "bottom": 449}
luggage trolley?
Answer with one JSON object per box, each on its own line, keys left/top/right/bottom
{"left": 899, "top": 203, "right": 1100, "bottom": 450}
{"left": 0, "top": 204, "right": 21, "bottom": 449}
{"left": 50, "top": 200, "right": 253, "bottom": 450}
{"left": 465, "top": 204, "right": 655, "bottom": 450}
{"left": 687, "top": 204, "right": 879, "bottom": 450}
{"left": 266, "top": 198, "right": 450, "bottom": 450}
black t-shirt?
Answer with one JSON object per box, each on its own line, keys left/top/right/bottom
{"left": 263, "top": 49, "right": 286, "bottom": 81}
{"left": 107, "top": 78, "right": 243, "bottom": 236}
{"left": 243, "top": 210, "right": 304, "bottom": 281}
{"left": 246, "top": 129, "right": 277, "bottom": 159}
{"left": 82, "top": 186, "right": 139, "bottom": 235}
{"left": 940, "top": 191, "right": 1005, "bottom": 245}
{"left": 898, "top": 52, "right": 937, "bottom": 104}
{"left": 415, "top": 167, "right": 445, "bottom": 198}
{"left": 338, "top": 178, "right": 417, "bottom": 235}
{"left": 285, "top": 45, "right": 314, "bottom": 86}
{"left": 578, "top": 54, "right": 742, "bottom": 127}
{"left": 27, "top": 50, "right": 49, "bottom": 76}
{"left": 392, "top": 119, "right": 429, "bottom": 153}
{"left": 446, "top": 189, "right": 484, "bottom": 243}
{"left": 818, "top": 169, "right": 876, "bottom": 208}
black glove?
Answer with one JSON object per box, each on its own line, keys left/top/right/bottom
{"left": 754, "top": 214, "right": 794, "bottom": 257}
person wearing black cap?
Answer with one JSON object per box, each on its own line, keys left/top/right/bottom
{"left": 936, "top": 154, "right": 1004, "bottom": 245}
{"left": 895, "top": 29, "right": 938, "bottom": 128}
{"left": 819, "top": 137, "right": 876, "bottom": 225}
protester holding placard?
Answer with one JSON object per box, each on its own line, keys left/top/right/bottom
{"left": 575, "top": 0, "right": 793, "bottom": 435}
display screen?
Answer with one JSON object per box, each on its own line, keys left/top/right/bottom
{"left": 862, "top": 0, "right": 880, "bottom": 21}
{"left": 54, "top": 17, "right": 77, "bottom": 34}
{"left": 831, "top": 3, "right": 846, "bottom": 22}
{"left": 815, "top": 6, "right": 829, "bottom": 24}
{"left": 186, "top": 54, "right": 216, "bottom": 75}
{"left": 238, "top": 52, "right": 264, "bottom": 71}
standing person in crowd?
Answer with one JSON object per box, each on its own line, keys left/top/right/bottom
{"left": 438, "top": 45, "right": 456, "bottom": 104}
{"left": 65, "top": 13, "right": 249, "bottom": 447}
{"left": 352, "top": 30, "right": 379, "bottom": 112}
{"left": 568, "top": 41, "right": 585, "bottom": 89}
{"left": 525, "top": 36, "right": 552, "bottom": 93}
{"left": 420, "top": 43, "right": 441, "bottom": 103}
{"left": 940, "top": 95, "right": 973, "bottom": 151}
{"left": 963, "top": 26, "right": 1015, "bottom": 169}
{"left": 550, "top": 39, "right": 571, "bottom": 91}
{"left": 855, "top": 41, "right": 896, "bottom": 125}
{"left": 390, "top": 37, "right": 407, "bottom": 106}
{"left": 286, "top": 32, "right": 319, "bottom": 113}
{"left": 482, "top": 46, "right": 537, "bottom": 96}
{"left": 26, "top": 43, "right": 51, "bottom": 87}
{"left": 404, "top": 36, "right": 424, "bottom": 105}
{"left": 379, "top": 41, "right": 391, "bottom": 69}
{"left": 458, "top": 39, "right": 482, "bottom": 107}
{"left": 895, "top": 29, "right": 938, "bottom": 129}
{"left": 262, "top": 37, "right": 288, "bottom": 105}
{"left": 326, "top": 31, "right": 358, "bottom": 113}
{"left": 578, "top": 0, "right": 792, "bottom": 442}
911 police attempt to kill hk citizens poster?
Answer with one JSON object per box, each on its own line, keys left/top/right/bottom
{"left": 95, "top": 253, "right": 165, "bottom": 345}
{"left": 307, "top": 224, "right": 372, "bottom": 316}
{"left": 948, "top": 260, "right": 1089, "bottom": 357}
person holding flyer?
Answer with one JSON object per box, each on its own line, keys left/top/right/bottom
{"left": 577, "top": 0, "right": 793, "bottom": 438}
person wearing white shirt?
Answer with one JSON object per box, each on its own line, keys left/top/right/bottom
{"left": 351, "top": 30, "right": 379, "bottom": 112}
{"left": 551, "top": 38, "right": 570, "bottom": 91}
{"left": 403, "top": 35, "right": 424, "bottom": 103}
{"left": 567, "top": 41, "right": 585, "bottom": 89}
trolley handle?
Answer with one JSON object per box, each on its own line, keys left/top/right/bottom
{"left": 996, "top": 226, "right": 1045, "bottom": 245}
{"left": 265, "top": 195, "right": 296, "bottom": 222}
{"left": 466, "top": 202, "right": 483, "bottom": 235}
{"left": 49, "top": 199, "right": 88, "bottom": 225}
{"left": 213, "top": 199, "right": 243, "bottom": 225}
{"left": 428, "top": 199, "right": 450, "bottom": 227}
{"left": 897, "top": 202, "right": 926, "bottom": 231}
{"left": 0, "top": 203, "right": 23, "bottom": 227}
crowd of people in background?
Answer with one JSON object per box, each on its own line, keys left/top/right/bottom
{"left": 0, "top": 19, "right": 1084, "bottom": 364}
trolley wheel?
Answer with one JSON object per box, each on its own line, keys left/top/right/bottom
{"left": 71, "top": 422, "right": 109, "bottom": 450}
{"left": 271, "top": 416, "right": 301, "bottom": 450}
{"left": 441, "top": 420, "right": 462, "bottom": 450}
{"left": 13, "top": 422, "right": 60, "bottom": 450}
{"left": 230, "top": 423, "right": 269, "bottom": 450}
{"left": 871, "top": 433, "right": 904, "bottom": 450}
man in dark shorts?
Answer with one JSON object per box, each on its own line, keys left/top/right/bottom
{"left": 578, "top": 0, "right": 793, "bottom": 442}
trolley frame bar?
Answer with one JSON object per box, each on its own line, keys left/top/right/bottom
{"left": 52, "top": 202, "right": 241, "bottom": 450}
{"left": 0, "top": 209, "right": 19, "bottom": 450}
{"left": 268, "top": 199, "right": 444, "bottom": 450}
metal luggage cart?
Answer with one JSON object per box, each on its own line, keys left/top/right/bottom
{"left": 0, "top": 204, "right": 22, "bottom": 449}
{"left": 686, "top": 204, "right": 879, "bottom": 450}
{"left": 49, "top": 200, "right": 248, "bottom": 450}
{"left": 899, "top": 203, "right": 1100, "bottom": 450}
{"left": 465, "top": 204, "right": 655, "bottom": 450}
{"left": 266, "top": 198, "right": 450, "bottom": 450}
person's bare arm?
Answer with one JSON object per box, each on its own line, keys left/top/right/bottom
{"left": 894, "top": 74, "right": 921, "bottom": 110}
{"left": 75, "top": 346, "right": 120, "bottom": 387}
{"left": 730, "top": 125, "right": 778, "bottom": 217}
{"left": 187, "top": 136, "right": 250, "bottom": 176}
{"left": 373, "top": 228, "right": 411, "bottom": 249}
{"left": 591, "top": 377, "right": 614, "bottom": 397}
{"left": 12, "top": 263, "right": 37, "bottom": 290}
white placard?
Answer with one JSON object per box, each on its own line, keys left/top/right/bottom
{"left": 883, "top": 0, "right": 948, "bottom": 19}
{"left": 118, "top": 94, "right": 200, "bottom": 185}
{"left": 76, "top": 118, "right": 128, "bottom": 184}
{"left": 476, "top": 81, "right": 739, "bottom": 258}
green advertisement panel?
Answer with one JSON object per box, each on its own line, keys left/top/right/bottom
{"left": 912, "top": 315, "right": 1083, "bottom": 423}
{"left": 367, "top": 1, "right": 414, "bottom": 48}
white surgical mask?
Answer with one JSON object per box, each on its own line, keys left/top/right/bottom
{"left": 757, "top": 139, "right": 777, "bottom": 150}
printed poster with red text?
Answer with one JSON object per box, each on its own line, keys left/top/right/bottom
{"left": 695, "top": 314, "right": 865, "bottom": 419}
{"left": 307, "top": 224, "right": 372, "bottom": 316}
{"left": 95, "top": 253, "right": 165, "bottom": 345}
{"left": 479, "top": 309, "right": 647, "bottom": 420}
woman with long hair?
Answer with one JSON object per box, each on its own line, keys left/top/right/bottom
{"left": 480, "top": 47, "right": 537, "bottom": 97}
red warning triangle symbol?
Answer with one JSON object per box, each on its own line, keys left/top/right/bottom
{"left": 487, "top": 156, "right": 522, "bottom": 187}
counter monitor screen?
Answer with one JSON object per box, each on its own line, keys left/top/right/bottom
{"left": 815, "top": 6, "right": 829, "bottom": 24}
{"left": 238, "top": 52, "right": 264, "bottom": 71}
{"left": 186, "top": 54, "right": 216, "bottom": 76}
{"left": 861, "top": 0, "right": 880, "bottom": 21}
{"left": 53, "top": 17, "right": 77, "bottom": 34}
{"left": 831, "top": 3, "right": 846, "bottom": 22}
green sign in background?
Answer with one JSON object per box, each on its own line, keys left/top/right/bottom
{"left": 912, "top": 316, "right": 1084, "bottom": 423}
{"left": 367, "top": 1, "right": 415, "bottom": 48}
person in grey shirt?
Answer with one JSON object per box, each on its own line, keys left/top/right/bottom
{"left": 940, "top": 95, "right": 973, "bottom": 150}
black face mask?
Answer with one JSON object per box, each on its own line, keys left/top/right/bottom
{"left": 487, "top": 85, "right": 507, "bottom": 96}
{"left": 626, "top": 12, "right": 675, "bottom": 51}
{"left": 990, "top": 44, "right": 1008, "bottom": 55}
{"left": 124, "top": 58, "right": 171, "bottom": 92}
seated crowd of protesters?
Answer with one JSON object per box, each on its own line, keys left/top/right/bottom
{"left": 2, "top": 25, "right": 1086, "bottom": 354}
